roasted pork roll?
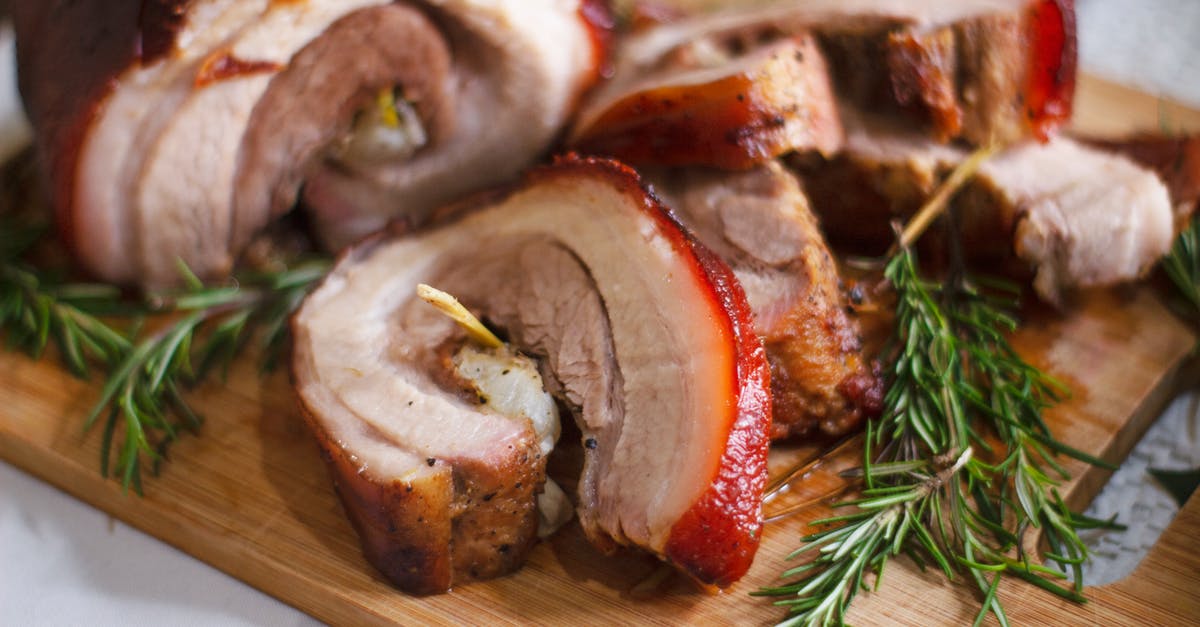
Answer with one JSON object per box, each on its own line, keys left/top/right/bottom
{"left": 291, "top": 157, "right": 772, "bottom": 594}
{"left": 14, "top": 0, "right": 605, "bottom": 288}
{"left": 569, "top": 18, "right": 877, "bottom": 439}
{"left": 795, "top": 108, "right": 1174, "bottom": 305}
{"left": 648, "top": 162, "right": 881, "bottom": 439}
{"left": 604, "top": 0, "right": 1075, "bottom": 146}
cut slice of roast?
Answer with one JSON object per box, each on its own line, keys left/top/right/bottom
{"left": 14, "top": 0, "right": 605, "bottom": 287}
{"left": 570, "top": 33, "right": 843, "bottom": 168}
{"left": 611, "top": 0, "right": 1076, "bottom": 145}
{"left": 291, "top": 157, "right": 772, "bottom": 593}
{"left": 794, "top": 108, "right": 1174, "bottom": 304}
{"left": 648, "top": 162, "right": 881, "bottom": 439}
{"left": 1082, "top": 134, "right": 1200, "bottom": 225}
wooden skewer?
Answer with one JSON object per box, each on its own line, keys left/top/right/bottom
{"left": 897, "top": 143, "right": 999, "bottom": 250}
{"left": 763, "top": 432, "right": 863, "bottom": 504}
{"left": 416, "top": 284, "right": 504, "bottom": 349}
{"left": 764, "top": 483, "right": 856, "bottom": 524}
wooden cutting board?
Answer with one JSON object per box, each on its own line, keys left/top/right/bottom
{"left": 3, "top": 76, "right": 1200, "bottom": 626}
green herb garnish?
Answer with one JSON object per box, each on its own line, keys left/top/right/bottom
{"left": 1, "top": 214, "right": 328, "bottom": 493}
{"left": 757, "top": 147, "right": 1120, "bottom": 626}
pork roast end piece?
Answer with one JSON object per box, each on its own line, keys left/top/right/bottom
{"left": 292, "top": 156, "right": 772, "bottom": 593}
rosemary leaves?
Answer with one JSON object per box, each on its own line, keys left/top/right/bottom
{"left": 1, "top": 222, "right": 329, "bottom": 492}
{"left": 1164, "top": 215, "right": 1200, "bottom": 317}
{"left": 757, "top": 247, "right": 1119, "bottom": 627}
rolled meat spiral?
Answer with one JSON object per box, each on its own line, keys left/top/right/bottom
{"left": 14, "top": 0, "right": 605, "bottom": 287}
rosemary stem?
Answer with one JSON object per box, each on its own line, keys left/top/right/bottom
{"left": 898, "top": 144, "right": 999, "bottom": 249}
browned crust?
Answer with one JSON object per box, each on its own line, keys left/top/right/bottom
{"left": 292, "top": 379, "right": 546, "bottom": 594}
{"left": 954, "top": 11, "right": 1026, "bottom": 145}
{"left": 292, "top": 398, "right": 455, "bottom": 594}
{"left": 885, "top": 27, "right": 961, "bottom": 142}
{"left": 573, "top": 35, "right": 842, "bottom": 169}
{"left": 818, "top": 0, "right": 1077, "bottom": 145}
{"left": 764, "top": 240, "right": 883, "bottom": 440}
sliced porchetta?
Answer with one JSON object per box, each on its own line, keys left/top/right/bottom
{"left": 14, "top": 0, "right": 604, "bottom": 287}
{"left": 1082, "top": 134, "right": 1200, "bottom": 226}
{"left": 610, "top": 0, "right": 1076, "bottom": 145}
{"left": 291, "top": 157, "right": 772, "bottom": 594}
{"left": 647, "top": 162, "right": 881, "bottom": 439}
{"left": 794, "top": 108, "right": 1174, "bottom": 305}
{"left": 570, "top": 32, "right": 843, "bottom": 168}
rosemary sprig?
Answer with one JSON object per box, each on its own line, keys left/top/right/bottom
{"left": 757, "top": 144, "right": 1119, "bottom": 625}
{"left": 757, "top": 247, "right": 1118, "bottom": 626}
{"left": 0, "top": 218, "right": 329, "bottom": 493}
{"left": 0, "top": 220, "right": 132, "bottom": 375}
{"left": 1163, "top": 214, "right": 1200, "bottom": 317}
{"left": 83, "top": 259, "right": 330, "bottom": 493}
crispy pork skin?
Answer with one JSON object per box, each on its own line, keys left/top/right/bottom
{"left": 571, "top": 33, "right": 843, "bottom": 169}
{"left": 14, "top": 1, "right": 603, "bottom": 287}
{"left": 795, "top": 109, "right": 1174, "bottom": 304}
{"left": 292, "top": 157, "right": 772, "bottom": 593}
{"left": 611, "top": 0, "right": 1076, "bottom": 145}
{"left": 649, "top": 162, "right": 881, "bottom": 439}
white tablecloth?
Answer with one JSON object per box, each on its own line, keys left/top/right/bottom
{"left": 3, "top": 1, "right": 1200, "bottom": 624}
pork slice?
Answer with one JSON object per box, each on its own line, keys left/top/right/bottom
{"left": 822, "top": 0, "right": 1075, "bottom": 144}
{"left": 795, "top": 109, "right": 1173, "bottom": 304}
{"left": 292, "top": 157, "right": 771, "bottom": 593}
{"left": 570, "top": 33, "right": 842, "bottom": 168}
{"left": 649, "top": 162, "right": 881, "bottom": 439}
{"left": 16, "top": 0, "right": 605, "bottom": 287}
{"left": 16, "top": 0, "right": 262, "bottom": 283}
{"left": 131, "top": 0, "right": 388, "bottom": 286}
{"left": 615, "top": 0, "right": 1076, "bottom": 145}
{"left": 299, "top": 0, "right": 604, "bottom": 250}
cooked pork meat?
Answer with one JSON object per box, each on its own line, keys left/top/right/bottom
{"left": 612, "top": 0, "right": 1076, "bottom": 145}
{"left": 14, "top": 0, "right": 604, "bottom": 287}
{"left": 571, "top": 33, "right": 843, "bottom": 168}
{"left": 292, "top": 157, "right": 772, "bottom": 593}
{"left": 648, "top": 162, "right": 881, "bottom": 439}
{"left": 449, "top": 341, "right": 574, "bottom": 538}
{"left": 1084, "top": 134, "right": 1200, "bottom": 225}
{"left": 795, "top": 109, "right": 1174, "bottom": 304}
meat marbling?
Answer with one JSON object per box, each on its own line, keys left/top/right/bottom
{"left": 291, "top": 156, "right": 772, "bottom": 593}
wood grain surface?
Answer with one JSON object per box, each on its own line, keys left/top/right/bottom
{"left": 2, "top": 76, "right": 1200, "bottom": 625}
